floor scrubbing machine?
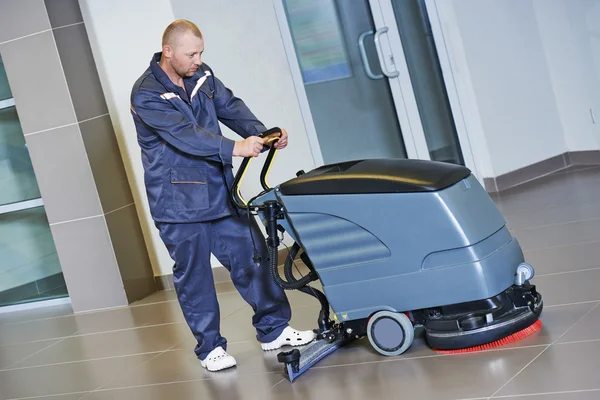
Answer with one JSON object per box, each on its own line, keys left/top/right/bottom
{"left": 233, "top": 128, "right": 543, "bottom": 382}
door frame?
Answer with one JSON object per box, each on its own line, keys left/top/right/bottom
{"left": 422, "top": 0, "right": 480, "bottom": 181}
{"left": 368, "top": 0, "right": 430, "bottom": 161}
{"left": 271, "top": 0, "right": 481, "bottom": 181}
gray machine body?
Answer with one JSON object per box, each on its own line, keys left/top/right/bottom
{"left": 253, "top": 169, "right": 524, "bottom": 323}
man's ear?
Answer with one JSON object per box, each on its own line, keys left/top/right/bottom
{"left": 162, "top": 45, "right": 173, "bottom": 58}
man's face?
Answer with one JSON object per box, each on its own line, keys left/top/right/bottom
{"left": 166, "top": 32, "right": 204, "bottom": 78}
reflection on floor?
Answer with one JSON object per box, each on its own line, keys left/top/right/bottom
{"left": 2, "top": 166, "right": 600, "bottom": 399}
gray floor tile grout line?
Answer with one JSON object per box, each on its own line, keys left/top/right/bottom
{"left": 0, "top": 296, "right": 318, "bottom": 331}
{"left": 222, "top": 303, "right": 250, "bottom": 320}
{"left": 309, "top": 343, "right": 551, "bottom": 371}
{"left": 0, "top": 290, "right": 238, "bottom": 327}
{"left": 536, "top": 266, "right": 600, "bottom": 278}
{"left": 76, "top": 316, "right": 273, "bottom": 398}
{"left": 0, "top": 339, "right": 261, "bottom": 372}
{"left": 72, "top": 371, "right": 282, "bottom": 396}
{"left": 510, "top": 215, "right": 600, "bottom": 232}
{"left": 0, "top": 312, "right": 245, "bottom": 347}
{"left": 523, "top": 239, "right": 600, "bottom": 254}
{"left": 0, "top": 321, "right": 186, "bottom": 347}
{"left": 1, "top": 350, "right": 167, "bottom": 372}
{"left": 0, "top": 298, "right": 596, "bottom": 348}
{"left": 0, "top": 337, "right": 68, "bottom": 348}
{"left": 12, "top": 309, "right": 600, "bottom": 374}
{"left": 271, "top": 378, "right": 286, "bottom": 389}
{"left": 73, "top": 321, "right": 183, "bottom": 337}
{"left": 0, "top": 340, "right": 551, "bottom": 375}
{"left": 554, "top": 337, "right": 600, "bottom": 346}
{"left": 5, "top": 390, "right": 92, "bottom": 400}
{"left": 490, "top": 387, "right": 600, "bottom": 399}
{"left": 455, "top": 387, "right": 600, "bottom": 400}
{"left": 487, "top": 302, "right": 600, "bottom": 399}
{"left": 1, "top": 334, "right": 74, "bottom": 371}
{"left": 2, "top": 312, "right": 599, "bottom": 396}
{"left": 544, "top": 299, "right": 600, "bottom": 309}
{"left": 78, "top": 344, "right": 180, "bottom": 400}
{"left": 453, "top": 397, "right": 489, "bottom": 400}
{"left": 488, "top": 347, "right": 554, "bottom": 400}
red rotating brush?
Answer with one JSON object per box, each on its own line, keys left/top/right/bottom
{"left": 433, "top": 319, "right": 543, "bottom": 355}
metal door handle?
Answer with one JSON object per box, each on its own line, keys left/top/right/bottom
{"left": 358, "top": 30, "right": 383, "bottom": 80}
{"left": 374, "top": 27, "right": 399, "bottom": 78}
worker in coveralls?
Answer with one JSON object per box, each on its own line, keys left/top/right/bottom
{"left": 130, "top": 19, "right": 315, "bottom": 372}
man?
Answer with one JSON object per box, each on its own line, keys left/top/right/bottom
{"left": 130, "top": 19, "right": 314, "bottom": 372}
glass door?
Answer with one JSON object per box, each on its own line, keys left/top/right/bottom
{"left": 0, "top": 54, "right": 68, "bottom": 308}
{"left": 275, "top": 0, "right": 475, "bottom": 170}
{"left": 371, "top": 0, "right": 465, "bottom": 164}
{"left": 278, "top": 0, "right": 411, "bottom": 165}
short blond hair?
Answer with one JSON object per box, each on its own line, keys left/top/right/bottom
{"left": 162, "top": 19, "right": 203, "bottom": 48}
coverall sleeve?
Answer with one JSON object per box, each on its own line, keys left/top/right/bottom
{"left": 212, "top": 75, "right": 268, "bottom": 139}
{"left": 132, "top": 90, "right": 236, "bottom": 165}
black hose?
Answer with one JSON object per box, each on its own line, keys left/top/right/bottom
{"left": 284, "top": 243, "right": 330, "bottom": 310}
{"left": 264, "top": 200, "right": 319, "bottom": 290}
{"left": 268, "top": 244, "right": 316, "bottom": 290}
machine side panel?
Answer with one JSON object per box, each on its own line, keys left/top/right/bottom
{"left": 326, "top": 236, "right": 524, "bottom": 321}
{"left": 285, "top": 213, "right": 391, "bottom": 270}
{"left": 279, "top": 175, "right": 506, "bottom": 277}
{"left": 436, "top": 175, "right": 506, "bottom": 242}
{"left": 421, "top": 225, "right": 513, "bottom": 270}
{"left": 275, "top": 176, "right": 519, "bottom": 320}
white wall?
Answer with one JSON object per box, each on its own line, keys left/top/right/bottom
{"left": 435, "top": 0, "right": 599, "bottom": 179}
{"left": 426, "top": 0, "right": 495, "bottom": 178}
{"left": 587, "top": 0, "right": 600, "bottom": 121}
{"left": 569, "top": 0, "right": 600, "bottom": 147}
{"left": 447, "top": 0, "right": 567, "bottom": 177}
{"left": 79, "top": 0, "right": 178, "bottom": 277}
{"left": 79, "top": 0, "right": 317, "bottom": 277}
{"left": 534, "top": 0, "right": 600, "bottom": 152}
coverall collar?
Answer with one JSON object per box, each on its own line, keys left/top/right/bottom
{"left": 150, "top": 52, "right": 194, "bottom": 103}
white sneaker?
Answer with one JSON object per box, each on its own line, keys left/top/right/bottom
{"left": 200, "top": 346, "right": 236, "bottom": 372}
{"left": 261, "top": 326, "right": 316, "bottom": 351}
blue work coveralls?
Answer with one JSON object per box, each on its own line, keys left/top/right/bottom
{"left": 130, "top": 52, "right": 292, "bottom": 360}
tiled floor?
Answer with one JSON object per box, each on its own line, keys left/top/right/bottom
{"left": 2, "top": 165, "right": 600, "bottom": 399}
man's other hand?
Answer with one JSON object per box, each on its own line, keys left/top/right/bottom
{"left": 273, "top": 128, "right": 288, "bottom": 150}
{"left": 233, "top": 136, "right": 265, "bottom": 157}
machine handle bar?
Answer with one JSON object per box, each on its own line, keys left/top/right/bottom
{"left": 230, "top": 127, "right": 281, "bottom": 210}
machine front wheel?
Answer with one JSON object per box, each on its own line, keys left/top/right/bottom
{"left": 367, "top": 311, "right": 414, "bottom": 356}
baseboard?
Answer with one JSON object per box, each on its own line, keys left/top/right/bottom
{"left": 484, "top": 150, "right": 600, "bottom": 193}
{"left": 154, "top": 248, "right": 292, "bottom": 290}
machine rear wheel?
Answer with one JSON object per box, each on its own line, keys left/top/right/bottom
{"left": 367, "top": 311, "right": 414, "bottom": 356}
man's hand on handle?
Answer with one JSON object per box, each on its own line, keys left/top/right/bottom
{"left": 273, "top": 128, "right": 288, "bottom": 150}
{"left": 232, "top": 128, "right": 288, "bottom": 157}
{"left": 233, "top": 136, "right": 265, "bottom": 158}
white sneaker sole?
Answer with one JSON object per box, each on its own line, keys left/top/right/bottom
{"left": 261, "top": 333, "right": 316, "bottom": 351}
{"left": 200, "top": 358, "right": 237, "bottom": 372}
